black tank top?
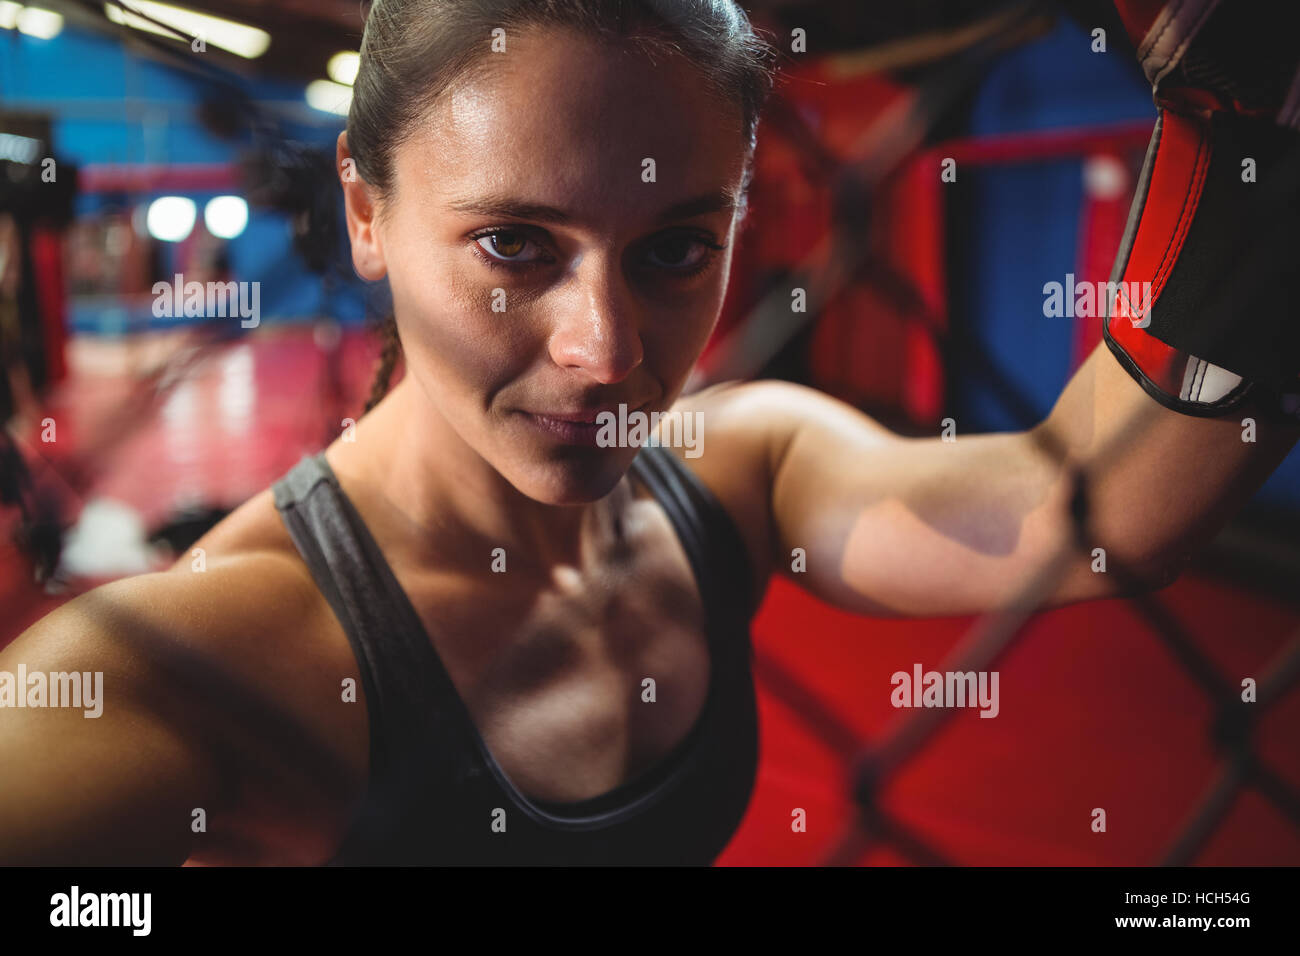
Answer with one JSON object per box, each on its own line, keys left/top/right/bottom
{"left": 271, "top": 444, "right": 760, "bottom": 865}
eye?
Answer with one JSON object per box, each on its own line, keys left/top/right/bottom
{"left": 473, "top": 229, "right": 544, "bottom": 263}
{"left": 644, "top": 232, "right": 724, "bottom": 272}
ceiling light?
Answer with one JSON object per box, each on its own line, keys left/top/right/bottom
{"left": 146, "top": 196, "right": 197, "bottom": 243}
{"left": 203, "top": 196, "right": 248, "bottom": 240}
{"left": 0, "top": 131, "right": 42, "bottom": 164}
{"left": 104, "top": 2, "right": 269, "bottom": 59}
{"left": 327, "top": 51, "right": 359, "bottom": 86}
{"left": 17, "top": 6, "right": 63, "bottom": 39}
{"left": 306, "top": 79, "right": 352, "bottom": 117}
{"left": 0, "top": 2, "right": 23, "bottom": 31}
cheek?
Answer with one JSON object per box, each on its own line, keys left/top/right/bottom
{"left": 387, "top": 243, "right": 536, "bottom": 398}
{"left": 643, "top": 256, "right": 733, "bottom": 375}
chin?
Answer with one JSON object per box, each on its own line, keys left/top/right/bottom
{"left": 506, "top": 448, "right": 639, "bottom": 506}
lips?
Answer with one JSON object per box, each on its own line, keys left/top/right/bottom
{"left": 523, "top": 412, "right": 607, "bottom": 446}
{"left": 520, "top": 401, "right": 651, "bottom": 446}
{"left": 529, "top": 400, "right": 651, "bottom": 423}
{"left": 538, "top": 409, "right": 611, "bottom": 424}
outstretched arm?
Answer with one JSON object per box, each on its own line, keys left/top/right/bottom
{"left": 730, "top": 340, "right": 1298, "bottom": 619}
{"left": 0, "top": 552, "right": 358, "bottom": 864}
{"left": 704, "top": 0, "right": 1300, "bottom": 619}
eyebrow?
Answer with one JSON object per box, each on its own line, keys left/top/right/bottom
{"left": 445, "top": 190, "right": 738, "bottom": 227}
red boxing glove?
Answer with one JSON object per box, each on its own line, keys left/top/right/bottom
{"left": 1103, "top": 0, "right": 1300, "bottom": 418}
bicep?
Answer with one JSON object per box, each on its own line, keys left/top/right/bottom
{"left": 766, "top": 382, "right": 1073, "bottom": 616}
{"left": 765, "top": 344, "right": 1300, "bottom": 619}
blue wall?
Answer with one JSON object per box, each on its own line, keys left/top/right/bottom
{"left": 2, "top": 22, "right": 366, "bottom": 326}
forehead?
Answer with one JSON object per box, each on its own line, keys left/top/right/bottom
{"left": 395, "top": 27, "right": 747, "bottom": 228}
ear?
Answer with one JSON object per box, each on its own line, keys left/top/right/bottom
{"left": 338, "top": 131, "right": 387, "bottom": 281}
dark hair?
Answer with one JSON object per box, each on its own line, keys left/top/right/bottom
{"left": 351, "top": 0, "right": 778, "bottom": 414}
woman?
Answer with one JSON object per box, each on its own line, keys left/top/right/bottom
{"left": 1, "top": 0, "right": 1296, "bottom": 865}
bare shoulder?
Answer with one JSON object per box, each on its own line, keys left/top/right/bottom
{"left": 175, "top": 483, "right": 299, "bottom": 569}
{"left": 663, "top": 380, "right": 897, "bottom": 606}
{"left": 14, "top": 486, "right": 362, "bottom": 758}
{"left": 660, "top": 379, "right": 833, "bottom": 608}
{"left": 147, "top": 485, "right": 353, "bottom": 685}
{"left": 163, "top": 484, "right": 369, "bottom": 792}
{"left": 13, "top": 480, "right": 335, "bottom": 684}
{"left": 0, "top": 486, "right": 367, "bottom": 863}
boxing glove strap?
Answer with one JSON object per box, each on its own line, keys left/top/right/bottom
{"left": 1104, "top": 108, "right": 1300, "bottom": 417}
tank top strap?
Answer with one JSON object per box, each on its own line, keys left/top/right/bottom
{"left": 272, "top": 452, "right": 449, "bottom": 784}
{"left": 629, "top": 444, "right": 757, "bottom": 630}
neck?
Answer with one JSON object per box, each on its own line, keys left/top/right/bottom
{"left": 344, "top": 376, "right": 630, "bottom": 575}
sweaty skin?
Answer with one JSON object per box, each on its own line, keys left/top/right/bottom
{"left": 2, "top": 25, "right": 1297, "bottom": 865}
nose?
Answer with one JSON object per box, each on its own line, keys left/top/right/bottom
{"left": 546, "top": 256, "right": 644, "bottom": 385}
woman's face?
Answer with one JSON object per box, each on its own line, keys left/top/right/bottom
{"left": 343, "top": 26, "right": 748, "bottom": 504}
